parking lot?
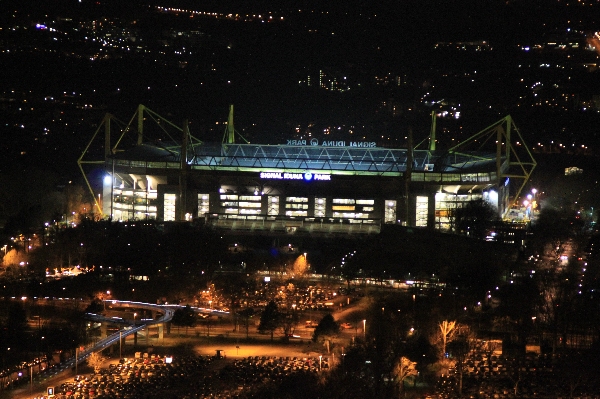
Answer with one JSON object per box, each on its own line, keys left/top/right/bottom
{"left": 21, "top": 340, "right": 331, "bottom": 399}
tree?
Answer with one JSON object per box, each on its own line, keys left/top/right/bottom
{"left": 538, "top": 265, "right": 578, "bottom": 353}
{"left": 394, "top": 356, "right": 417, "bottom": 393}
{"left": 237, "top": 307, "right": 255, "bottom": 339}
{"left": 454, "top": 199, "right": 498, "bottom": 239}
{"left": 213, "top": 274, "right": 253, "bottom": 332}
{"left": 438, "top": 320, "right": 458, "bottom": 359}
{"left": 87, "top": 351, "right": 104, "bottom": 374}
{"left": 279, "top": 307, "right": 300, "bottom": 341}
{"left": 0, "top": 166, "right": 68, "bottom": 235}
{"left": 0, "top": 300, "right": 28, "bottom": 365}
{"left": 258, "top": 301, "right": 280, "bottom": 341}
{"left": 529, "top": 208, "right": 572, "bottom": 259}
{"left": 404, "top": 333, "right": 437, "bottom": 385}
{"left": 555, "top": 352, "right": 592, "bottom": 398}
{"left": 84, "top": 299, "right": 104, "bottom": 314}
{"left": 312, "top": 313, "right": 340, "bottom": 352}
{"left": 171, "top": 306, "right": 196, "bottom": 335}
{"left": 340, "top": 251, "right": 361, "bottom": 290}
{"left": 494, "top": 277, "right": 539, "bottom": 350}
{"left": 447, "top": 334, "right": 471, "bottom": 397}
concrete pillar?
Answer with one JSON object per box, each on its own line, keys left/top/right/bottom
{"left": 158, "top": 324, "right": 164, "bottom": 340}
{"left": 427, "top": 192, "right": 437, "bottom": 229}
{"left": 101, "top": 323, "right": 108, "bottom": 338}
{"left": 134, "top": 331, "right": 138, "bottom": 346}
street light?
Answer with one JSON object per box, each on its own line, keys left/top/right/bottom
{"left": 362, "top": 319, "right": 366, "bottom": 339}
{"left": 304, "top": 252, "right": 308, "bottom": 272}
{"left": 103, "top": 291, "right": 111, "bottom": 311}
{"left": 133, "top": 312, "right": 137, "bottom": 325}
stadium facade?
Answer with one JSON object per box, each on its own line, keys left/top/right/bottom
{"left": 80, "top": 105, "right": 536, "bottom": 235}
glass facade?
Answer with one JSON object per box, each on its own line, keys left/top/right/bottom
{"left": 434, "top": 192, "right": 483, "bottom": 231}
{"left": 102, "top": 169, "right": 503, "bottom": 230}
{"left": 220, "top": 194, "right": 239, "bottom": 214}
{"left": 285, "top": 197, "right": 308, "bottom": 217}
{"left": 314, "top": 198, "right": 326, "bottom": 217}
{"left": 416, "top": 196, "right": 428, "bottom": 227}
{"left": 384, "top": 200, "right": 396, "bottom": 224}
{"left": 332, "top": 198, "right": 375, "bottom": 219}
{"left": 112, "top": 188, "right": 157, "bottom": 221}
{"left": 198, "top": 194, "right": 210, "bottom": 216}
{"left": 164, "top": 193, "right": 176, "bottom": 221}
{"left": 268, "top": 196, "right": 279, "bottom": 215}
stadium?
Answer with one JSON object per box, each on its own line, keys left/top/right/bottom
{"left": 79, "top": 105, "right": 536, "bottom": 235}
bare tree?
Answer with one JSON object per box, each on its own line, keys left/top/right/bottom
{"left": 238, "top": 307, "right": 255, "bottom": 339}
{"left": 258, "top": 301, "right": 280, "bottom": 341}
{"left": 555, "top": 352, "right": 594, "bottom": 398}
{"left": 447, "top": 330, "right": 472, "bottom": 397}
{"left": 394, "top": 356, "right": 417, "bottom": 394}
{"left": 87, "top": 351, "right": 104, "bottom": 374}
{"left": 505, "top": 357, "right": 524, "bottom": 396}
{"left": 537, "top": 262, "right": 578, "bottom": 353}
{"left": 438, "top": 320, "right": 458, "bottom": 358}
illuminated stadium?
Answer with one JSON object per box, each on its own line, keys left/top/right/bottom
{"left": 79, "top": 105, "right": 536, "bottom": 235}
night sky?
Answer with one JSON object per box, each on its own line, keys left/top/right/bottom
{"left": 0, "top": 0, "right": 599, "bottom": 177}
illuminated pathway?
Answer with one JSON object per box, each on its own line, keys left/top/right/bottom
{"left": 23, "top": 300, "right": 230, "bottom": 390}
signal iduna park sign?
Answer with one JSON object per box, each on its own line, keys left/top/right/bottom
{"left": 260, "top": 172, "right": 331, "bottom": 181}
{"left": 286, "top": 138, "right": 376, "bottom": 148}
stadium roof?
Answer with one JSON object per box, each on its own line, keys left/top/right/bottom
{"left": 109, "top": 142, "right": 501, "bottom": 175}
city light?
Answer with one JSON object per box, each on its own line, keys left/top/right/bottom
{"left": 362, "top": 319, "right": 366, "bottom": 339}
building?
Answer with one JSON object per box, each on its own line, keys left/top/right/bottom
{"left": 80, "top": 106, "right": 536, "bottom": 235}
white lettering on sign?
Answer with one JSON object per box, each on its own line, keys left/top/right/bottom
{"left": 260, "top": 172, "right": 332, "bottom": 181}
{"left": 260, "top": 172, "right": 283, "bottom": 179}
{"left": 349, "top": 141, "right": 377, "bottom": 148}
{"left": 284, "top": 173, "right": 303, "bottom": 180}
{"left": 287, "top": 140, "right": 307, "bottom": 146}
{"left": 285, "top": 139, "right": 376, "bottom": 148}
{"left": 321, "top": 140, "right": 346, "bottom": 147}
